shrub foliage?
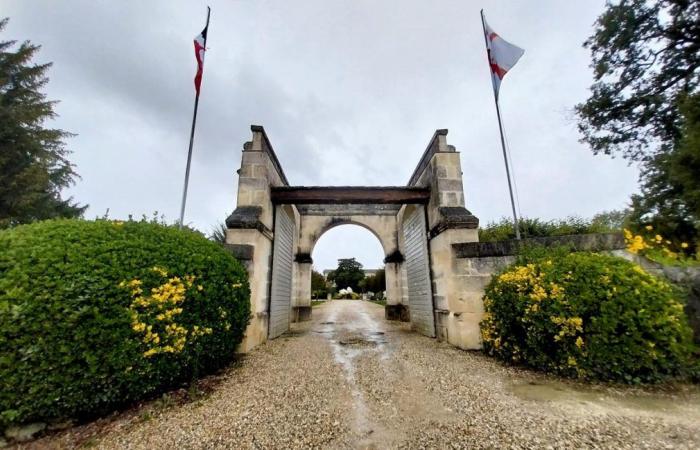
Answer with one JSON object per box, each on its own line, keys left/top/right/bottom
{"left": 478, "top": 214, "right": 624, "bottom": 243}
{"left": 0, "top": 219, "right": 250, "bottom": 428}
{"left": 481, "top": 250, "right": 694, "bottom": 383}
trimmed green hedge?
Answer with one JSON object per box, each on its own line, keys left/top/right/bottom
{"left": 480, "top": 250, "right": 695, "bottom": 383}
{"left": 0, "top": 219, "right": 250, "bottom": 428}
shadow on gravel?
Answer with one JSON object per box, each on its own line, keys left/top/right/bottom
{"left": 282, "top": 330, "right": 308, "bottom": 339}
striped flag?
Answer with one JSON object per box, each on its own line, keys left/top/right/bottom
{"left": 482, "top": 15, "right": 524, "bottom": 99}
{"left": 193, "top": 24, "right": 208, "bottom": 95}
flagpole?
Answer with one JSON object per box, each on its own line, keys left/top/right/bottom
{"left": 480, "top": 9, "right": 521, "bottom": 240}
{"left": 179, "top": 6, "right": 211, "bottom": 229}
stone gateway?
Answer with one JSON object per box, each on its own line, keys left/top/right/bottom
{"left": 226, "top": 125, "right": 485, "bottom": 352}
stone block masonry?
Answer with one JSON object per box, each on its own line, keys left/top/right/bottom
{"left": 226, "top": 125, "right": 486, "bottom": 352}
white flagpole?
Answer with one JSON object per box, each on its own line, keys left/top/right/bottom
{"left": 179, "top": 6, "right": 211, "bottom": 230}
{"left": 480, "top": 9, "right": 521, "bottom": 240}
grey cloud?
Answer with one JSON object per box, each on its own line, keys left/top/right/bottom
{"left": 4, "top": 0, "right": 639, "bottom": 270}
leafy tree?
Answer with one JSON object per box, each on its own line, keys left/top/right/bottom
{"left": 590, "top": 209, "right": 631, "bottom": 231}
{"left": 576, "top": 0, "right": 699, "bottom": 161}
{"left": 629, "top": 93, "right": 700, "bottom": 244}
{"left": 576, "top": 1, "right": 699, "bottom": 242}
{"left": 311, "top": 270, "right": 328, "bottom": 298}
{"left": 364, "top": 268, "right": 386, "bottom": 294}
{"left": 327, "top": 258, "right": 365, "bottom": 292}
{"left": 0, "top": 18, "right": 85, "bottom": 228}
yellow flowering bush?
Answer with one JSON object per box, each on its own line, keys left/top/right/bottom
{"left": 481, "top": 249, "right": 695, "bottom": 383}
{"left": 624, "top": 226, "right": 698, "bottom": 265}
{"left": 0, "top": 219, "right": 250, "bottom": 428}
{"left": 122, "top": 270, "right": 213, "bottom": 358}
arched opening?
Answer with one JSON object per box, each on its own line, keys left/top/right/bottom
{"left": 311, "top": 224, "right": 387, "bottom": 302}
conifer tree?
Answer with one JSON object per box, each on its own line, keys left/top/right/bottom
{"left": 0, "top": 18, "right": 86, "bottom": 228}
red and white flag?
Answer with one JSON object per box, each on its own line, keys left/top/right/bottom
{"left": 193, "top": 23, "right": 208, "bottom": 95}
{"left": 482, "top": 14, "right": 524, "bottom": 99}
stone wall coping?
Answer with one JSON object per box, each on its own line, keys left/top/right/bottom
{"left": 407, "top": 129, "right": 450, "bottom": 187}
{"left": 294, "top": 253, "right": 313, "bottom": 264}
{"left": 428, "top": 207, "right": 479, "bottom": 239}
{"left": 225, "top": 206, "right": 273, "bottom": 239}
{"left": 249, "top": 125, "right": 289, "bottom": 186}
{"left": 223, "top": 243, "right": 254, "bottom": 261}
{"left": 453, "top": 232, "right": 625, "bottom": 258}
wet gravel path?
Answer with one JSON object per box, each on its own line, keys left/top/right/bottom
{"left": 26, "top": 300, "right": 700, "bottom": 449}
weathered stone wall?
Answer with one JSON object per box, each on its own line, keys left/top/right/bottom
{"left": 403, "top": 130, "right": 480, "bottom": 349}
{"left": 225, "top": 125, "right": 295, "bottom": 352}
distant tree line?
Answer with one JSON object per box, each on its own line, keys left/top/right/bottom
{"left": 314, "top": 257, "right": 386, "bottom": 299}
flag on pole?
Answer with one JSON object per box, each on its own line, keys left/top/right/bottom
{"left": 482, "top": 15, "right": 524, "bottom": 99}
{"left": 193, "top": 24, "right": 208, "bottom": 95}
{"left": 480, "top": 10, "right": 524, "bottom": 240}
{"left": 180, "top": 8, "right": 210, "bottom": 229}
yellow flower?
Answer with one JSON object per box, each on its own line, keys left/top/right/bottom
{"left": 624, "top": 229, "right": 648, "bottom": 254}
{"left": 575, "top": 336, "right": 584, "bottom": 348}
{"left": 567, "top": 356, "right": 577, "bottom": 367}
{"left": 529, "top": 284, "right": 547, "bottom": 301}
{"left": 681, "top": 242, "right": 689, "bottom": 249}
{"left": 549, "top": 282, "right": 564, "bottom": 299}
{"left": 645, "top": 225, "right": 653, "bottom": 231}
{"left": 151, "top": 266, "right": 168, "bottom": 277}
{"left": 655, "top": 234, "right": 663, "bottom": 242}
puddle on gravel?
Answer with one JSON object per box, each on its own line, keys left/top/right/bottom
{"left": 321, "top": 304, "right": 394, "bottom": 442}
{"left": 338, "top": 336, "right": 387, "bottom": 347}
{"left": 338, "top": 337, "right": 376, "bottom": 346}
{"left": 510, "top": 380, "right": 700, "bottom": 419}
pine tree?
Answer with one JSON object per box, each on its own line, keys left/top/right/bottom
{"left": 0, "top": 18, "right": 86, "bottom": 228}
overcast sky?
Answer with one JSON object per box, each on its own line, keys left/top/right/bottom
{"left": 4, "top": 0, "right": 639, "bottom": 271}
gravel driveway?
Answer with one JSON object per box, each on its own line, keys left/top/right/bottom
{"left": 26, "top": 300, "right": 700, "bottom": 449}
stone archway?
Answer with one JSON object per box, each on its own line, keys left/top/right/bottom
{"left": 225, "top": 125, "right": 481, "bottom": 353}
{"left": 306, "top": 220, "right": 390, "bottom": 298}
{"left": 291, "top": 203, "right": 403, "bottom": 323}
